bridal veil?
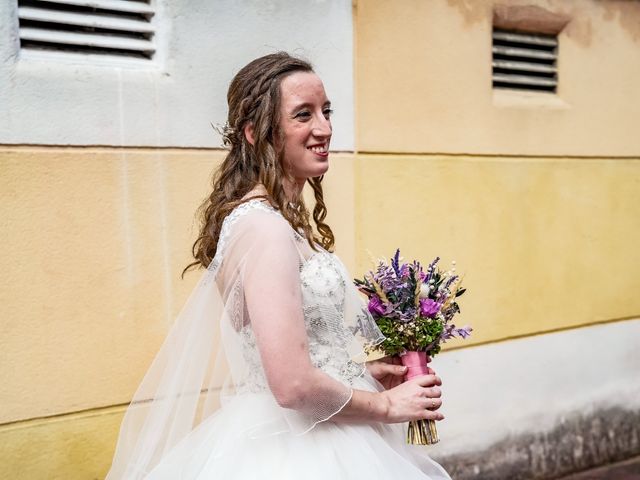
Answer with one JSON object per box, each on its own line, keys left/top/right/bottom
{"left": 106, "top": 201, "right": 384, "bottom": 478}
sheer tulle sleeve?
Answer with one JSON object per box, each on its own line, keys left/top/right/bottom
{"left": 217, "top": 208, "right": 355, "bottom": 432}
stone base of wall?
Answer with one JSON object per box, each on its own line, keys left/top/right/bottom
{"left": 436, "top": 407, "right": 640, "bottom": 480}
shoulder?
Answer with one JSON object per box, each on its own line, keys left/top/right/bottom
{"left": 218, "top": 200, "right": 296, "bottom": 254}
{"left": 226, "top": 200, "right": 291, "bottom": 236}
{"left": 212, "top": 200, "right": 303, "bottom": 278}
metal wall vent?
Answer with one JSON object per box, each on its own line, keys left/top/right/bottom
{"left": 17, "top": 0, "right": 156, "bottom": 59}
{"left": 492, "top": 29, "right": 557, "bottom": 93}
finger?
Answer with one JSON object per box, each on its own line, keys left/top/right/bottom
{"left": 424, "top": 386, "right": 442, "bottom": 398}
{"left": 426, "top": 367, "right": 436, "bottom": 375}
{"left": 393, "top": 365, "right": 408, "bottom": 376}
{"left": 379, "top": 364, "right": 407, "bottom": 378}
{"left": 423, "top": 410, "right": 445, "bottom": 421}
{"left": 373, "top": 363, "right": 408, "bottom": 382}
{"left": 414, "top": 375, "right": 442, "bottom": 387}
{"left": 424, "top": 397, "right": 442, "bottom": 410}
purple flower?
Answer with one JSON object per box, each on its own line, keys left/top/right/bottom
{"left": 419, "top": 298, "right": 441, "bottom": 317}
{"left": 444, "top": 275, "right": 459, "bottom": 289}
{"left": 398, "top": 306, "right": 417, "bottom": 322}
{"left": 454, "top": 325, "right": 473, "bottom": 339}
{"left": 368, "top": 295, "right": 387, "bottom": 317}
{"left": 441, "top": 324, "right": 473, "bottom": 342}
{"left": 391, "top": 249, "right": 401, "bottom": 275}
{"left": 424, "top": 257, "right": 440, "bottom": 283}
{"left": 399, "top": 263, "right": 410, "bottom": 278}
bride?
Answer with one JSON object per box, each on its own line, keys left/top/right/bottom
{"left": 107, "top": 52, "right": 451, "bottom": 479}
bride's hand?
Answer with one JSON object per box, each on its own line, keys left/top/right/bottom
{"left": 379, "top": 374, "right": 444, "bottom": 423}
{"left": 366, "top": 356, "right": 406, "bottom": 390}
{"left": 367, "top": 356, "right": 436, "bottom": 390}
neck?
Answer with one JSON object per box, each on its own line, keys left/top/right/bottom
{"left": 282, "top": 177, "right": 305, "bottom": 202}
{"left": 243, "top": 181, "right": 303, "bottom": 206}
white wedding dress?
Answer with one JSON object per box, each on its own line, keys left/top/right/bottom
{"left": 107, "top": 200, "right": 451, "bottom": 479}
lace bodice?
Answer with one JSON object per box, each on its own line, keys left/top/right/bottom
{"left": 212, "top": 200, "right": 366, "bottom": 395}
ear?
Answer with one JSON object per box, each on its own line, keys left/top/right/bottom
{"left": 243, "top": 123, "right": 255, "bottom": 146}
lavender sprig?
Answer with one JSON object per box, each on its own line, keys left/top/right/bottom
{"left": 355, "top": 249, "right": 471, "bottom": 356}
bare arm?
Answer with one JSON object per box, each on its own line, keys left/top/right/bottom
{"left": 242, "top": 215, "right": 354, "bottom": 420}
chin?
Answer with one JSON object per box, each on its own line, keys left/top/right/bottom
{"left": 313, "top": 164, "right": 330, "bottom": 178}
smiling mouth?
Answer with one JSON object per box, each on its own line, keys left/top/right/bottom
{"left": 307, "top": 144, "right": 328, "bottom": 154}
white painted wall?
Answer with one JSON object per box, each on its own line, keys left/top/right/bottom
{"left": 0, "top": 0, "right": 354, "bottom": 150}
{"left": 429, "top": 319, "right": 640, "bottom": 456}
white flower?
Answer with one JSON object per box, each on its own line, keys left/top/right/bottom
{"left": 419, "top": 283, "right": 431, "bottom": 298}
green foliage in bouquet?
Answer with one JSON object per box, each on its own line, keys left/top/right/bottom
{"left": 375, "top": 317, "right": 445, "bottom": 356}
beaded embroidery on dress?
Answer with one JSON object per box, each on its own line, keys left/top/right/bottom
{"left": 213, "top": 200, "right": 381, "bottom": 431}
{"left": 107, "top": 199, "right": 451, "bottom": 480}
{"left": 235, "top": 248, "right": 365, "bottom": 396}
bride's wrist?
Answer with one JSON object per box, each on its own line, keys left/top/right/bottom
{"left": 374, "top": 391, "right": 391, "bottom": 423}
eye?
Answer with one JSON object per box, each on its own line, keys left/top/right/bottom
{"left": 323, "top": 108, "right": 334, "bottom": 119}
{"left": 294, "top": 110, "right": 311, "bottom": 120}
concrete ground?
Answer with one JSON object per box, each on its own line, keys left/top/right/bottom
{"left": 555, "top": 456, "right": 640, "bottom": 480}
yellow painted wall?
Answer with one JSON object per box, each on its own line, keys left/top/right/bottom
{"left": 1, "top": 148, "right": 211, "bottom": 424}
{"left": 354, "top": 0, "right": 640, "bottom": 347}
{"left": 0, "top": 408, "right": 124, "bottom": 480}
{"left": 0, "top": 147, "right": 357, "bottom": 478}
{"left": 355, "top": 0, "right": 640, "bottom": 156}
{"left": 353, "top": 154, "right": 640, "bottom": 345}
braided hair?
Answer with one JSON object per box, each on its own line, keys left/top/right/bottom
{"left": 183, "top": 52, "right": 335, "bottom": 275}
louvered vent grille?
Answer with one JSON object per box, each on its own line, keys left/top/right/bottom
{"left": 17, "top": 0, "right": 155, "bottom": 59}
{"left": 492, "top": 29, "right": 557, "bottom": 93}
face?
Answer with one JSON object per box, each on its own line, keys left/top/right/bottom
{"left": 278, "top": 72, "right": 332, "bottom": 185}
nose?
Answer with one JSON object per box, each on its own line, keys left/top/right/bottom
{"left": 312, "top": 113, "right": 332, "bottom": 139}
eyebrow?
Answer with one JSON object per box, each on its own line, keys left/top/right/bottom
{"left": 289, "top": 100, "right": 332, "bottom": 113}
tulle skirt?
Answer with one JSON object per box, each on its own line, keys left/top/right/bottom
{"left": 146, "top": 374, "right": 451, "bottom": 480}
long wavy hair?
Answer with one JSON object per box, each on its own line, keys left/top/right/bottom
{"left": 183, "top": 52, "right": 335, "bottom": 276}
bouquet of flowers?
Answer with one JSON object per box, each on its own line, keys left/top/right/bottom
{"left": 355, "top": 249, "right": 471, "bottom": 445}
